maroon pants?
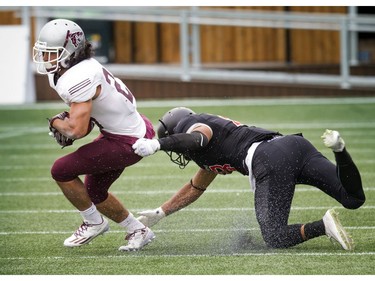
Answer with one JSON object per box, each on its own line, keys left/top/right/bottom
{"left": 51, "top": 115, "right": 155, "bottom": 204}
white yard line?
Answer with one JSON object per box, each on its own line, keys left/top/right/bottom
{"left": 0, "top": 205, "right": 374, "bottom": 214}
{"left": 0, "top": 251, "right": 374, "bottom": 260}
{"left": 0, "top": 187, "right": 374, "bottom": 196}
{"left": 0, "top": 127, "right": 47, "bottom": 140}
{"left": 0, "top": 226, "right": 374, "bottom": 236}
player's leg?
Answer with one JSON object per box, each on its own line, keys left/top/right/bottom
{"left": 82, "top": 136, "right": 155, "bottom": 251}
{"left": 300, "top": 131, "right": 365, "bottom": 209}
{"left": 254, "top": 178, "right": 304, "bottom": 248}
{"left": 55, "top": 177, "right": 92, "bottom": 211}
{"left": 51, "top": 134, "right": 154, "bottom": 249}
{"left": 322, "top": 129, "right": 365, "bottom": 204}
{"left": 86, "top": 171, "right": 150, "bottom": 233}
{"left": 53, "top": 177, "right": 110, "bottom": 247}
{"left": 252, "top": 136, "right": 306, "bottom": 248}
{"left": 296, "top": 133, "right": 360, "bottom": 250}
{"left": 254, "top": 176, "right": 353, "bottom": 249}
{"left": 51, "top": 146, "right": 110, "bottom": 247}
{"left": 252, "top": 135, "right": 355, "bottom": 250}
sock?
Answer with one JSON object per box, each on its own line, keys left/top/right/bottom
{"left": 303, "top": 220, "right": 326, "bottom": 240}
{"left": 119, "top": 212, "right": 145, "bottom": 233}
{"left": 80, "top": 203, "right": 103, "bottom": 224}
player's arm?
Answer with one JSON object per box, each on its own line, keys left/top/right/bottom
{"left": 159, "top": 123, "right": 213, "bottom": 152}
{"left": 137, "top": 168, "right": 217, "bottom": 227}
{"left": 162, "top": 167, "right": 217, "bottom": 215}
{"left": 51, "top": 85, "right": 100, "bottom": 139}
{"left": 133, "top": 123, "right": 213, "bottom": 157}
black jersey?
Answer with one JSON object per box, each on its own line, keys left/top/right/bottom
{"left": 174, "top": 113, "right": 281, "bottom": 175}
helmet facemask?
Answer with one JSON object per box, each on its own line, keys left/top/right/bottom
{"left": 33, "top": 41, "right": 72, "bottom": 74}
{"left": 165, "top": 150, "right": 191, "bottom": 169}
{"left": 160, "top": 119, "right": 190, "bottom": 168}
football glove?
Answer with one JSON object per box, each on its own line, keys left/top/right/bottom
{"left": 47, "top": 111, "right": 75, "bottom": 148}
{"left": 49, "top": 130, "right": 75, "bottom": 148}
{"left": 137, "top": 207, "right": 166, "bottom": 227}
{"left": 321, "top": 129, "right": 345, "bottom": 152}
{"left": 48, "top": 111, "right": 69, "bottom": 130}
{"left": 132, "top": 138, "right": 161, "bottom": 157}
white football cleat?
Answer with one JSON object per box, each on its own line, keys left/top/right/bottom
{"left": 64, "top": 216, "right": 109, "bottom": 247}
{"left": 323, "top": 209, "right": 354, "bottom": 250}
{"left": 118, "top": 227, "right": 155, "bottom": 251}
{"left": 321, "top": 129, "right": 345, "bottom": 152}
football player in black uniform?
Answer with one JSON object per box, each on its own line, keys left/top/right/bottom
{"left": 132, "top": 107, "right": 365, "bottom": 250}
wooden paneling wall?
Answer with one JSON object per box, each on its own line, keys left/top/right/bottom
{"left": 113, "top": 21, "right": 132, "bottom": 63}
{"left": 1, "top": 6, "right": 347, "bottom": 65}
{"left": 290, "top": 6, "right": 347, "bottom": 64}
{"left": 0, "top": 11, "right": 21, "bottom": 24}
{"left": 112, "top": 6, "right": 346, "bottom": 65}
{"left": 200, "top": 6, "right": 286, "bottom": 63}
{"left": 160, "top": 23, "right": 180, "bottom": 63}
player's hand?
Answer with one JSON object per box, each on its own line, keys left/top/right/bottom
{"left": 132, "top": 138, "right": 161, "bottom": 157}
{"left": 137, "top": 207, "right": 165, "bottom": 227}
{"left": 321, "top": 129, "right": 345, "bottom": 152}
{"left": 47, "top": 112, "right": 75, "bottom": 148}
{"left": 48, "top": 111, "right": 69, "bottom": 131}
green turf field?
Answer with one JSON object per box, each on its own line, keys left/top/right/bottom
{"left": 0, "top": 97, "right": 374, "bottom": 275}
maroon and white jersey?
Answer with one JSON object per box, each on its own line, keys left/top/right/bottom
{"left": 48, "top": 58, "right": 146, "bottom": 137}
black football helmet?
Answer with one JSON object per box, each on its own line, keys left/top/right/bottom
{"left": 157, "top": 107, "right": 195, "bottom": 138}
{"left": 157, "top": 107, "right": 195, "bottom": 168}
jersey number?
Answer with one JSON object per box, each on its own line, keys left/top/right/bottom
{"left": 208, "top": 164, "right": 236, "bottom": 175}
{"left": 102, "top": 68, "right": 134, "bottom": 103}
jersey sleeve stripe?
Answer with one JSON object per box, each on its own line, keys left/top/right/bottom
{"left": 68, "top": 78, "right": 91, "bottom": 95}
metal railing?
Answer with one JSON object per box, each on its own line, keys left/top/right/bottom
{"left": 10, "top": 6, "right": 375, "bottom": 89}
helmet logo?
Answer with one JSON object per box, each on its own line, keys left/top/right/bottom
{"left": 67, "top": 30, "right": 84, "bottom": 48}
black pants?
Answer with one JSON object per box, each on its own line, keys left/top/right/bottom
{"left": 251, "top": 134, "right": 365, "bottom": 248}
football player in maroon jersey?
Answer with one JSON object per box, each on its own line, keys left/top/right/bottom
{"left": 33, "top": 19, "right": 155, "bottom": 251}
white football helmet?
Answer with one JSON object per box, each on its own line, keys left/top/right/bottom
{"left": 33, "top": 19, "right": 85, "bottom": 74}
